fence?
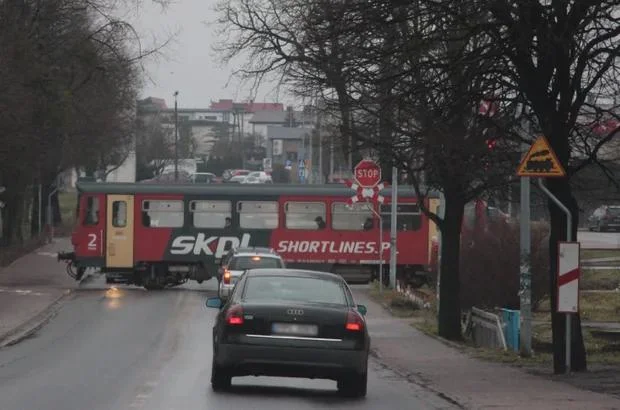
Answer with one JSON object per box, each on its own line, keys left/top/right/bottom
{"left": 463, "top": 307, "right": 507, "bottom": 350}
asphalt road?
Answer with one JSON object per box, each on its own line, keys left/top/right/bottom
{"left": 578, "top": 231, "right": 620, "bottom": 249}
{"left": 0, "top": 278, "right": 457, "bottom": 410}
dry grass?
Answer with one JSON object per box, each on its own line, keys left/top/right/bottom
{"left": 580, "top": 268, "right": 620, "bottom": 290}
{"left": 581, "top": 249, "right": 620, "bottom": 260}
{"left": 535, "top": 291, "right": 620, "bottom": 322}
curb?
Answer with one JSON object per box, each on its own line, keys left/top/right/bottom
{"left": 0, "top": 289, "right": 74, "bottom": 349}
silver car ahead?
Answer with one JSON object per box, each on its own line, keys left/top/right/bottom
{"left": 218, "top": 250, "right": 285, "bottom": 300}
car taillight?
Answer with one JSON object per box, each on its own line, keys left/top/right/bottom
{"left": 223, "top": 270, "right": 231, "bottom": 284}
{"left": 226, "top": 305, "right": 244, "bottom": 325}
{"left": 345, "top": 310, "right": 364, "bottom": 332}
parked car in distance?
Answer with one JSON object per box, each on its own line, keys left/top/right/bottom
{"left": 240, "top": 171, "right": 272, "bottom": 184}
{"left": 206, "top": 268, "right": 369, "bottom": 397}
{"left": 588, "top": 205, "right": 620, "bottom": 232}
{"left": 191, "top": 172, "right": 216, "bottom": 184}
{"left": 217, "top": 247, "right": 285, "bottom": 300}
{"left": 223, "top": 169, "right": 251, "bottom": 183}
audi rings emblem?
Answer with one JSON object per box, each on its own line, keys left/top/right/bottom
{"left": 286, "top": 309, "right": 304, "bottom": 316}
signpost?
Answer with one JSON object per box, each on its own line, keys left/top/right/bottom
{"left": 517, "top": 135, "right": 571, "bottom": 371}
{"left": 346, "top": 159, "right": 389, "bottom": 291}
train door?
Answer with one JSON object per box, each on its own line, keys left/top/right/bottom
{"left": 75, "top": 194, "right": 106, "bottom": 262}
{"left": 105, "top": 195, "right": 135, "bottom": 268}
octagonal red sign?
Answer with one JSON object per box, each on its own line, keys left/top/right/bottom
{"left": 354, "top": 159, "right": 381, "bottom": 188}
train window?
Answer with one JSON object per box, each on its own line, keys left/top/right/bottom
{"left": 285, "top": 201, "right": 326, "bottom": 230}
{"left": 380, "top": 203, "right": 422, "bottom": 231}
{"left": 112, "top": 201, "right": 127, "bottom": 228}
{"left": 83, "top": 196, "right": 99, "bottom": 226}
{"left": 332, "top": 202, "right": 374, "bottom": 231}
{"left": 142, "top": 200, "right": 184, "bottom": 228}
{"left": 191, "top": 200, "right": 231, "bottom": 228}
{"left": 238, "top": 201, "right": 279, "bottom": 229}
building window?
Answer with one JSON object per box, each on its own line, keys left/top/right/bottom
{"left": 112, "top": 201, "right": 127, "bottom": 228}
{"left": 191, "top": 200, "right": 232, "bottom": 228}
{"left": 83, "top": 196, "right": 99, "bottom": 226}
{"left": 285, "top": 202, "right": 326, "bottom": 230}
{"left": 332, "top": 202, "right": 375, "bottom": 231}
{"left": 142, "top": 200, "right": 184, "bottom": 228}
{"left": 239, "top": 201, "right": 279, "bottom": 229}
{"left": 380, "top": 203, "right": 422, "bottom": 231}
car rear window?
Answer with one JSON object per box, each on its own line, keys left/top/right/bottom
{"left": 243, "top": 276, "right": 347, "bottom": 305}
{"left": 228, "top": 256, "right": 282, "bottom": 270}
{"left": 608, "top": 207, "right": 620, "bottom": 216}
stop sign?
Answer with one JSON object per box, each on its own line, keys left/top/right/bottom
{"left": 354, "top": 159, "right": 381, "bottom": 188}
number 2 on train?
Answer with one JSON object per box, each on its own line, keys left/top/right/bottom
{"left": 88, "top": 233, "right": 97, "bottom": 250}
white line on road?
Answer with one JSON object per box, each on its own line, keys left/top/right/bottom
{"left": 0, "top": 288, "right": 46, "bottom": 296}
{"left": 36, "top": 252, "right": 58, "bottom": 258}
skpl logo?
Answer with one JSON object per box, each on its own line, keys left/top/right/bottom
{"left": 170, "top": 233, "right": 251, "bottom": 257}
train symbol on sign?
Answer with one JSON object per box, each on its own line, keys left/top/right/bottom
{"left": 525, "top": 150, "right": 553, "bottom": 172}
{"left": 516, "top": 136, "right": 566, "bottom": 178}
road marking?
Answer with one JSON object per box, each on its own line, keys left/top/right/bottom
{"left": 0, "top": 288, "right": 46, "bottom": 296}
{"left": 37, "top": 252, "right": 58, "bottom": 258}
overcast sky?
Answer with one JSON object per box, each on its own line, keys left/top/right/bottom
{"left": 129, "top": 0, "right": 294, "bottom": 109}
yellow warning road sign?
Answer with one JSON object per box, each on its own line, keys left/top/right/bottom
{"left": 517, "top": 136, "right": 566, "bottom": 177}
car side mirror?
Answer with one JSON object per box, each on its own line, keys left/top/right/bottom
{"left": 206, "top": 297, "right": 222, "bottom": 309}
{"left": 357, "top": 304, "right": 367, "bottom": 316}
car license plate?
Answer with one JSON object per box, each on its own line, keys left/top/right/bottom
{"left": 271, "top": 323, "right": 318, "bottom": 336}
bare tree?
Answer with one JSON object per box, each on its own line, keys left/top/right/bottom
{"left": 213, "top": 0, "right": 524, "bottom": 341}
{"left": 0, "top": 0, "right": 170, "bottom": 244}
{"left": 476, "top": 0, "right": 620, "bottom": 374}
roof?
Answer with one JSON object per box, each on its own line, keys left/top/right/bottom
{"left": 267, "top": 126, "right": 312, "bottom": 140}
{"left": 244, "top": 268, "right": 343, "bottom": 282}
{"left": 250, "top": 111, "right": 288, "bottom": 124}
{"left": 209, "top": 99, "right": 284, "bottom": 113}
{"left": 75, "top": 181, "right": 440, "bottom": 198}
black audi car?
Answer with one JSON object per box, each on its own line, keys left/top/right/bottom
{"left": 205, "top": 268, "right": 370, "bottom": 397}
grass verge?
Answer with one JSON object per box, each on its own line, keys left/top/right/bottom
{"left": 580, "top": 268, "right": 620, "bottom": 290}
{"left": 366, "top": 281, "right": 438, "bottom": 332}
{"left": 367, "top": 282, "right": 620, "bottom": 370}
{"left": 535, "top": 291, "right": 620, "bottom": 322}
{"left": 581, "top": 249, "right": 620, "bottom": 260}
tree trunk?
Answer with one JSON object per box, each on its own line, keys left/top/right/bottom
{"left": 437, "top": 193, "right": 465, "bottom": 340}
{"left": 546, "top": 177, "right": 587, "bottom": 374}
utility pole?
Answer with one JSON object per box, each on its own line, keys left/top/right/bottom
{"left": 518, "top": 102, "right": 532, "bottom": 357}
{"left": 317, "top": 103, "right": 323, "bottom": 184}
{"left": 389, "top": 166, "right": 398, "bottom": 289}
{"left": 174, "top": 91, "right": 179, "bottom": 181}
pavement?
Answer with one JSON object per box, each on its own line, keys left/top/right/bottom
{"left": 0, "top": 238, "right": 76, "bottom": 346}
{"left": 1, "top": 238, "right": 620, "bottom": 409}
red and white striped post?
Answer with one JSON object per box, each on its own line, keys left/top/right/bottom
{"left": 557, "top": 241, "right": 580, "bottom": 372}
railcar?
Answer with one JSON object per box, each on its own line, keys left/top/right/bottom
{"left": 58, "top": 182, "right": 442, "bottom": 290}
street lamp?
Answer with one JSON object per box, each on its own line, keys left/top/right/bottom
{"left": 174, "top": 91, "right": 179, "bottom": 181}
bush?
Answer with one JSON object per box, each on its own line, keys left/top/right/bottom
{"left": 459, "top": 220, "right": 550, "bottom": 311}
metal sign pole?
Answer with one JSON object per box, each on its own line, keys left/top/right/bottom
{"left": 47, "top": 186, "right": 58, "bottom": 244}
{"left": 379, "top": 212, "right": 383, "bottom": 292}
{"left": 537, "top": 178, "right": 573, "bottom": 373}
{"left": 389, "top": 166, "right": 398, "bottom": 289}
{"left": 519, "top": 175, "right": 532, "bottom": 356}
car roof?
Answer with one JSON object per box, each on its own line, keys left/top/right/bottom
{"left": 232, "top": 246, "right": 278, "bottom": 254}
{"left": 243, "top": 268, "right": 343, "bottom": 282}
{"left": 232, "top": 252, "right": 282, "bottom": 258}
